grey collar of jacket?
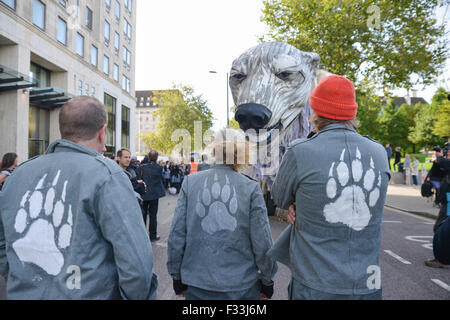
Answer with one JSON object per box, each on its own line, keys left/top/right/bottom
{"left": 46, "top": 139, "right": 102, "bottom": 157}
{"left": 318, "top": 123, "right": 357, "bottom": 134}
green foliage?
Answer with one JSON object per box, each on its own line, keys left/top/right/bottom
{"left": 141, "top": 85, "right": 214, "bottom": 156}
{"left": 261, "top": 0, "right": 447, "bottom": 90}
{"left": 408, "top": 103, "right": 442, "bottom": 150}
{"left": 228, "top": 105, "right": 241, "bottom": 130}
{"left": 432, "top": 88, "right": 450, "bottom": 138}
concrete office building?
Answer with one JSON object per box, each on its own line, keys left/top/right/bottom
{"left": 0, "top": 0, "right": 137, "bottom": 160}
{"left": 135, "top": 90, "right": 160, "bottom": 156}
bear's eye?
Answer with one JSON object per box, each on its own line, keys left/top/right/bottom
{"left": 232, "top": 73, "right": 246, "bottom": 81}
{"left": 277, "top": 71, "right": 292, "bottom": 80}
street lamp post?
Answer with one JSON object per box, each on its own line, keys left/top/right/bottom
{"left": 209, "top": 71, "right": 230, "bottom": 127}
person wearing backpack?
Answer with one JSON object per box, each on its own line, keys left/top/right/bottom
{"left": 425, "top": 151, "right": 450, "bottom": 268}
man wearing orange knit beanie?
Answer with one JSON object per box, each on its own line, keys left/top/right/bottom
{"left": 269, "top": 75, "right": 391, "bottom": 300}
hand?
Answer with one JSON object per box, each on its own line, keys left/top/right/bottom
{"left": 287, "top": 203, "right": 296, "bottom": 225}
{"left": 260, "top": 281, "right": 274, "bottom": 299}
{"left": 137, "top": 180, "right": 144, "bottom": 184}
{"left": 173, "top": 279, "right": 187, "bottom": 297}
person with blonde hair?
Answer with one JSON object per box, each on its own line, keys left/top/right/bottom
{"left": 167, "top": 128, "right": 277, "bottom": 300}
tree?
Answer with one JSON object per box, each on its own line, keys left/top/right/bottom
{"left": 228, "top": 105, "right": 241, "bottom": 130}
{"left": 141, "top": 85, "right": 214, "bottom": 156}
{"left": 432, "top": 88, "right": 450, "bottom": 139}
{"left": 409, "top": 103, "right": 443, "bottom": 151}
{"left": 260, "top": 0, "right": 447, "bottom": 90}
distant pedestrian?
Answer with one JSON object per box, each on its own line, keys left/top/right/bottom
{"left": 188, "top": 157, "right": 198, "bottom": 175}
{"left": 385, "top": 144, "right": 392, "bottom": 170}
{"left": 198, "top": 154, "right": 211, "bottom": 172}
{"left": 411, "top": 156, "right": 420, "bottom": 186}
{"left": 167, "top": 128, "right": 277, "bottom": 300}
{"left": 0, "top": 153, "right": 18, "bottom": 191}
{"left": 117, "top": 149, "right": 146, "bottom": 197}
{"left": 163, "top": 161, "right": 171, "bottom": 189}
{"left": 140, "top": 149, "right": 166, "bottom": 242}
{"left": 393, "top": 147, "right": 401, "bottom": 172}
{"left": 0, "top": 96, "right": 157, "bottom": 299}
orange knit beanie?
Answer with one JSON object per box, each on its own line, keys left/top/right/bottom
{"left": 309, "top": 75, "right": 358, "bottom": 120}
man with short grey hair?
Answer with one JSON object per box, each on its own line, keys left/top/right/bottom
{"left": 0, "top": 96, "right": 157, "bottom": 300}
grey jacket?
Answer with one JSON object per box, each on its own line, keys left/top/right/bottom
{"left": 167, "top": 165, "right": 277, "bottom": 292}
{"left": 0, "top": 140, "right": 157, "bottom": 300}
{"left": 269, "top": 124, "right": 390, "bottom": 295}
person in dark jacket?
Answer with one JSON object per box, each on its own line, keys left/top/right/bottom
{"left": 117, "top": 149, "right": 146, "bottom": 197}
{"left": 140, "top": 149, "right": 166, "bottom": 241}
{"left": 425, "top": 153, "right": 450, "bottom": 268}
{"left": 393, "top": 147, "right": 401, "bottom": 172}
{"left": 433, "top": 217, "right": 450, "bottom": 265}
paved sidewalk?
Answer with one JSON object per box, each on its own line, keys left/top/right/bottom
{"left": 385, "top": 184, "right": 440, "bottom": 220}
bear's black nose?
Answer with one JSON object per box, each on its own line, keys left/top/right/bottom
{"left": 235, "top": 103, "right": 272, "bottom": 131}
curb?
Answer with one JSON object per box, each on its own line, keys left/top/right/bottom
{"left": 384, "top": 205, "right": 437, "bottom": 220}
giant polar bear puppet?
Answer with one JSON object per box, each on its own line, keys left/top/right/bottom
{"left": 230, "top": 42, "right": 331, "bottom": 214}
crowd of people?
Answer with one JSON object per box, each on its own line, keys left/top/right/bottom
{"left": 0, "top": 76, "right": 448, "bottom": 301}
{"left": 385, "top": 142, "right": 450, "bottom": 269}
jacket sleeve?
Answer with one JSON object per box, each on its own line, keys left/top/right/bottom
{"left": 271, "top": 149, "right": 299, "bottom": 210}
{"left": 0, "top": 192, "right": 8, "bottom": 280}
{"left": 96, "top": 172, "right": 157, "bottom": 300}
{"left": 167, "top": 177, "right": 188, "bottom": 280}
{"left": 433, "top": 217, "right": 450, "bottom": 265}
{"left": 249, "top": 183, "right": 278, "bottom": 286}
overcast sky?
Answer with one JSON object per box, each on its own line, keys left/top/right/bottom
{"left": 135, "top": 1, "right": 449, "bottom": 131}
{"left": 135, "top": 0, "right": 269, "bottom": 130}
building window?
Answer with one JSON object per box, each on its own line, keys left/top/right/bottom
{"left": 104, "top": 93, "right": 116, "bottom": 157}
{"left": 76, "top": 33, "right": 84, "bottom": 57}
{"left": 113, "top": 64, "right": 119, "bottom": 82}
{"left": 86, "top": 7, "right": 93, "bottom": 30}
{"left": 123, "top": 19, "right": 132, "bottom": 41}
{"left": 33, "top": 0, "right": 46, "bottom": 30}
{"left": 115, "top": 0, "right": 120, "bottom": 22}
{"left": 124, "top": 0, "right": 132, "bottom": 14}
{"left": 122, "top": 105, "right": 130, "bottom": 149}
{"left": 91, "top": 86, "right": 95, "bottom": 96}
{"left": 104, "top": 20, "right": 110, "bottom": 46}
{"left": 78, "top": 79, "right": 83, "bottom": 96}
{"left": 105, "top": 0, "right": 111, "bottom": 12}
{"left": 74, "top": 0, "right": 79, "bottom": 16}
{"left": 103, "top": 55, "right": 109, "bottom": 75}
{"left": 30, "top": 62, "right": 51, "bottom": 88}
{"left": 85, "top": 83, "right": 89, "bottom": 95}
{"left": 29, "top": 105, "right": 50, "bottom": 158}
{"left": 58, "top": 0, "right": 66, "bottom": 8}
{"left": 91, "top": 45, "right": 98, "bottom": 67}
{"left": 1, "top": 0, "right": 15, "bottom": 9}
{"left": 57, "top": 17, "right": 67, "bottom": 45}
{"left": 122, "top": 75, "right": 130, "bottom": 93}
{"left": 114, "top": 32, "right": 120, "bottom": 55}
{"left": 122, "top": 47, "right": 131, "bottom": 67}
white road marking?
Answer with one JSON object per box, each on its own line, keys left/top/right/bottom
{"left": 405, "top": 236, "right": 433, "bottom": 243}
{"left": 383, "top": 221, "right": 402, "bottom": 223}
{"left": 384, "top": 250, "right": 412, "bottom": 265}
{"left": 405, "top": 236, "right": 433, "bottom": 250}
{"left": 431, "top": 279, "right": 450, "bottom": 292}
{"left": 423, "top": 222, "right": 434, "bottom": 225}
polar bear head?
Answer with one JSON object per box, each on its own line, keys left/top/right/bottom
{"left": 230, "top": 42, "right": 323, "bottom": 144}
